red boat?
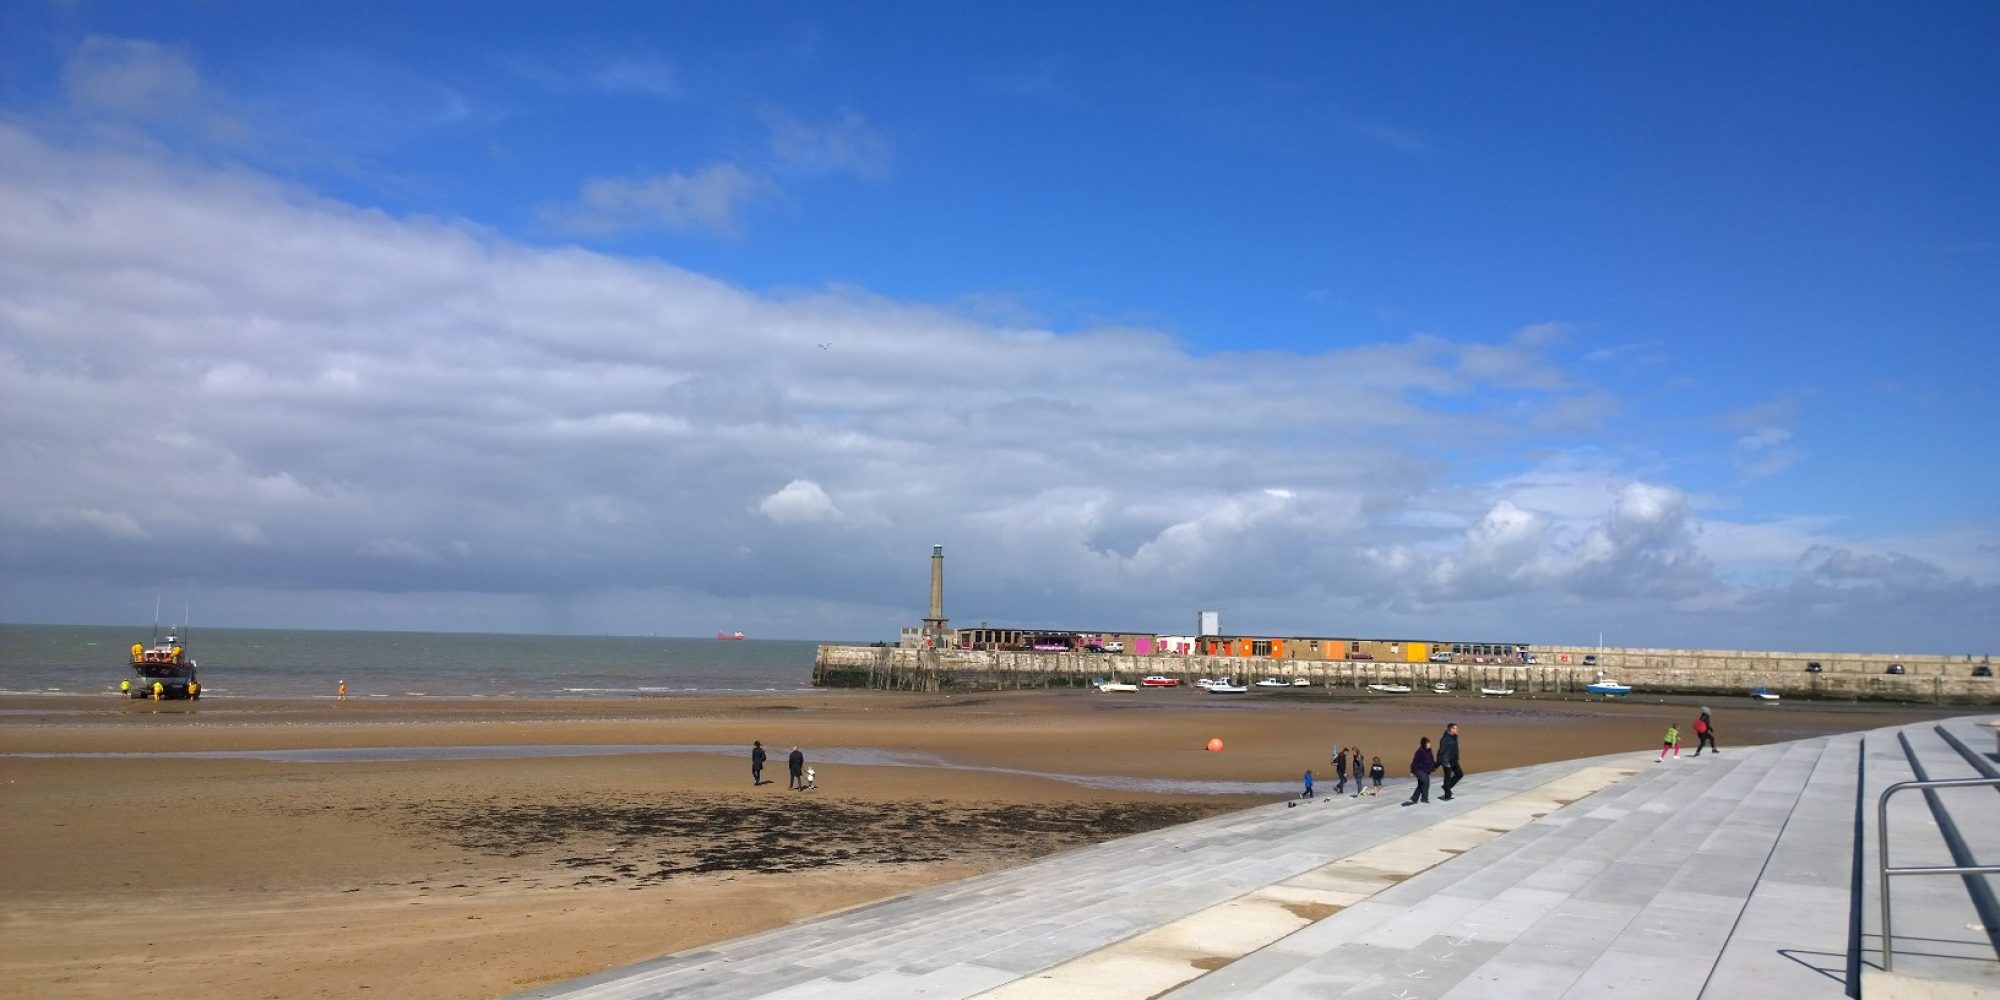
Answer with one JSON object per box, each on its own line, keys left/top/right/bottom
{"left": 1140, "top": 675, "right": 1180, "bottom": 687}
{"left": 716, "top": 631, "right": 746, "bottom": 640}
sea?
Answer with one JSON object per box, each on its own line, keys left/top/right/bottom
{"left": 0, "top": 623, "right": 826, "bottom": 699}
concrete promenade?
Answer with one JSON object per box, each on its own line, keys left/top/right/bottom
{"left": 517, "top": 716, "right": 2000, "bottom": 1000}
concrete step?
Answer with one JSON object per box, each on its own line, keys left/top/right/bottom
{"left": 1161, "top": 742, "right": 1814, "bottom": 999}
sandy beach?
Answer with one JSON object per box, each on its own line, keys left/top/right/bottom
{"left": 0, "top": 689, "right": 1965, "bottom": 999}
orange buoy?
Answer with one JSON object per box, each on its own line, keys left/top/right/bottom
{"left": 1206, "top": 738, "right": 1224, "bottom": 752}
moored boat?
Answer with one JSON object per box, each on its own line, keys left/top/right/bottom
{"left": 1430, "top": 681, "right": 1451, "bottom": 694}
{"left": 1093, "top": 677, "right": 1138, "bottom": 693}
{"left": 1207, "top": 679, "right": 1249, "bottom": 693}
{"left": 1585, "top": 680, "right": 1633, "bottom": 696}
{"left": 1291, "top": 677, "right": 1312, "bottom": 687}
{"left": 1479, "top": 687, "right": 1516, "bottom": 697}
{"left": 1366, "top": 683, "right": 1413, "bottom": 694}
{"left": 1751, "top": 686, "right": 1780, "bottom": 702}
{"left": 1253, "top": 677, "right": 1289, "bottom": 688}
{"left": 1140, "top": 675, "right": 1180, "bottom": 687}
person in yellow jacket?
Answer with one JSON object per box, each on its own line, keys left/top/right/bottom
{"left": 1657, "top": 724, "right": 1681, "bottom": 761}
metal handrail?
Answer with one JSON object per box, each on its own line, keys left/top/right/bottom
{"left": 1877, "top": 776, "right": 2000, "bottom": 971}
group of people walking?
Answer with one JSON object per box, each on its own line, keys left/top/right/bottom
{"left": 1322, "top": 746, "right": 1388, "bottom": 797}
{"left": 750, "top": 740, "right": 815, "bottom": 789}
{"left": 1314, "top": 722, "right": 1464, "bottom": 806}
{"left": 1401, "top": 722, "right": 1463, "bottom": 806}
{"left": 1659, "top": 708, "right": 1720, "bottom": 760}
{"left": 1310, "top": 707, "right": 1723, "bottom": 808}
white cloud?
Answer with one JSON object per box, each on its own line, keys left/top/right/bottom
{"left": 758, "top": 480, "right": 844, "bottom": 524}
{"left": 64, "top": 36, "right": 201, "bottom": 118}
{"left": 1725, "top": 397, "right": 1806, "bottom": 479}
{"left": 762, "top": 107, "right": 893, "bottom": 179}
{"left": 587, "top": 55, "right": 683, "bottom": 100}
{"left": 0, "top": 122, "right": 1992, "bottom": 650}
{"left": 549, "top": 162, "right": 766, "bottom": 234}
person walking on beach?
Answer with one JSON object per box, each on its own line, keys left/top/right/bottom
{"left": 751, "top": 740, "right": 768, "bottom": 785}
{"left": 1332, "top": 747, "right": 1350, "bottom": 795}
{"left": 1692, "top": 708, "right": 1719, "bottom": 756}
{"left": 1369, "top": 756, "right": 1386, "bottom": 796}
{"left": 1438, "top": 723, "right": 1464, "bottom": 800}
{"left": 1658, "top": 724, "right": 1681, "bottom": 761}
{"left": 1404, "top": 736, "right": 1436, "bottom": 806}
{"left": 788, "top": 746, "right": 806, "bottom": 789}
{"left": 1302, "top": 769, "right": 1315, "bottom": 799}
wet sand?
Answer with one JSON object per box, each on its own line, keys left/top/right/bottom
{"left": 0, "top": 689, "right": 1964, "bottom": 999}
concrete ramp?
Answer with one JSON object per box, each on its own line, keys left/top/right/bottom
{"left": 515, "top": 716, "right": 2000, "bottom": 1000}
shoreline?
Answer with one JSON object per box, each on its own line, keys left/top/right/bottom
{"left": 0, "top": 690, "right": 1970, "bottom": 1000}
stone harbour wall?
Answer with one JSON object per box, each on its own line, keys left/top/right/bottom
{"left": 812, "top": 644, "right": 1998, "bottom": 704}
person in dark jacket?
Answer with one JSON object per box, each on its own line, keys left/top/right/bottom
{"left": 1332, "top": 747, "right": 1350, "bottom": 795}
{"left": 788, "top": 746, "right": 806, "bottom": 789}
{"left": 751, "top": 740, "right": 768, "bottom": 785}
{"left": 1438, "top": 723, "right": 1463, "bottom": 800}
{"left": 1692, "top": 708, "right": 1719, "bottom": 756}
{"left": 1404, "top": 736, "right": 1436, "bottom": 806}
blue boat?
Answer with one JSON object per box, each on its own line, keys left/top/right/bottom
{"left": 1585, "top": 679, "right": 1632, "bottom": 696}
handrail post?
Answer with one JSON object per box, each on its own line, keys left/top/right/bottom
{"left": 1875, "top": 775, "right": 2000, "bottom": 974}
{"left": 1879, "top": 783, "right": 1894, "bottom": 971}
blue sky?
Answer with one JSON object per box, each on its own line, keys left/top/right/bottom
{"left": 1, "top": 2, "right": 1995, "bottom": 652}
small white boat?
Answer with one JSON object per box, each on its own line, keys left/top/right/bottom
{"left": 1208, "top": 680, "right": 1249, "bottom": 694}
{"left": 1430, "top": 681, "right": 1450, "bottom": 694}
{"left": 1254, "top": 678, "right": 1290, "bottom": 688}
{"left": 1095, "top": 680, "right": 1138, "bottom": 693}
{"left": 1479, "top": 687, "right": 1516, "bottom": 697}
{"left": 1367, "top": 683, "right": 1413, "bottom": 694}
{"left": 1751, "top": 686, "right": 1780, "bottom": 702}
{"left": 1291, "top": 677, "right": 1312, "bottom": 687}
{"left": 1194, "top": 677, "right": 1219, "bottom": 689}
{"left": 1585, "top": 680, "right": 1632, "bottom": 696}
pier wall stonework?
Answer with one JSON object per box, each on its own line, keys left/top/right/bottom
{"left": 811, "top": 644, "right": 1998, "bottom": 704}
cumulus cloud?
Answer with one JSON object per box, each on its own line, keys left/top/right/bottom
{"left": 758, "top": 480, "right": 843, "bottom": 524}
{"left": 0, "top": 122, "right": 1992, "bottom": 649}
